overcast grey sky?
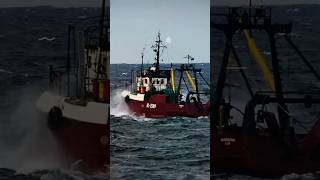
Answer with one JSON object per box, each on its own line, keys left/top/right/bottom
{"left": 0, "top": 0, "right": 107, "bottom": 7}
{"left": 111, "top": 0, "right": 210, "bottom": 64}
{"left": 212, "top": 0, "right": 320, "bottom": 6}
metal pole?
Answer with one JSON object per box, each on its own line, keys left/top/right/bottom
{"left": 67, "top": 25, "right": 72, "bottom": 97}
{"left": 268, "top": 31, "right": 289, "bottom": 132}
{"left": 231, "top": 45, "right": 254, "bottom": 98}
{"left": 212, "top": 33, "right": 233, "bottom": 126}
{"left": 193, "top": 67, "right": 200, "bottom": 102}
{"left": 285, "top": 35, "right": 320, "bottom": 81}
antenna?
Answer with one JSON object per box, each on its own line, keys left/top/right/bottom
{"left": 140, "top": 47, "right": 145, "bottom": 86}
{"left": 184, "top": 54, "right": 194, "bottom": 66}
{"left": 151, "top": 31, "right": 167, "bottom": 72}
{"left": 141, "top": 47, "right": 146, "bottom": 60}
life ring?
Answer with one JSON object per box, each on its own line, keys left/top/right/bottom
{"left": 47, "top": 106, "right": 63, "bottom": 130}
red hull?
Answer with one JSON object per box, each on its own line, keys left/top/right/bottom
{"left": 52, "top": 117, "right": 109, "bottom": 174}
{"left": 212, "top": 120, "right": 320, "bottom": 176}
{"left": 126, "top": 99, "right": 210, "bottom": 118}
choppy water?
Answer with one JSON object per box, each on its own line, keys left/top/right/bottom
{"left": 0, "top": 7, "right": 106, "bottom": 179}
{"left": 110, "top": 64, "right": 210, "bottom": 180}
{"left": 1, "top": 4, "right": 320, "bottom": 180}
{"left": 0, "top": 169, "right": 105, "bottom": 180}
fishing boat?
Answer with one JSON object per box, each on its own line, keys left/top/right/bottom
{"left": 211, "top": 5, "right": 320, "bottom": 176}
{"left": 121, "top": 32, "right": 210, "bottom": 118}
{"left": 36, "top": 0, "right": 109, "bottom": 174}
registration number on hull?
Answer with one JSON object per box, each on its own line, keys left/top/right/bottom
{"left": 146, "top": 103, "right": 157, "bottom": 109}
{"left": 220, "top": 138, "right": 236, "bottom": 146}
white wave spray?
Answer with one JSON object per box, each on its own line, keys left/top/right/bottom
{"left": 110, "top": 88, "right": 159, "bottom": 122}
{"left": 0, "top": 86, "right": 64, "bottom": 173}
{"left": 110, "top": 88, "right": 130, "bottom": 117}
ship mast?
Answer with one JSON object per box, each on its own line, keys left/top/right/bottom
{"left": 96, "top": 0, "right": 107, "bottom": 79}
{"left": 99, "top": 0, "right": 106, "bottom": 48}
{"left": 140, "top": 48, "right": 145, "bottom": 86}
{"left": 152, "top": 32, "right": 166, "bottom": 72}
{"left": 184, "top": 54, "right": 194, "bottom": 66}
